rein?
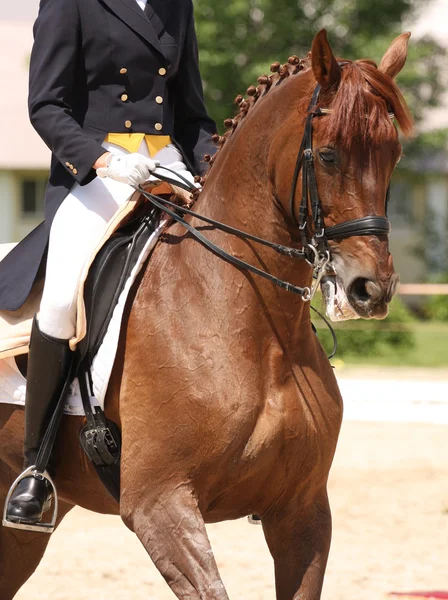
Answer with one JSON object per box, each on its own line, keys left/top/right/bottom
{"left": 136, "top": 83, "right": 392, "bottom": 300}
{"left": 136, "top": 180, "right": 338, "bottom": 357}
{"left": 134, "top": 82, "right": 394, "bottom": 357}
{"left": 136, "top": 181, "right": 312, "bottom": 297}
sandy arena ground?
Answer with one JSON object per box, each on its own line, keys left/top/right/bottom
{"left": 12, "top": 417, "right": 448, "bottom": 600}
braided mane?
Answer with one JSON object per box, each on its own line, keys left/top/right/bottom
{"left": 195, "top": 55, "right": 310, "bottom": 187}
{"left": 197, "top": 53, "right": 413, "bottom": 187}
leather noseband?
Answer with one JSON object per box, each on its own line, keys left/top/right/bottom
{"left": 289, "top": 83, "right": 391, "bottom": 258}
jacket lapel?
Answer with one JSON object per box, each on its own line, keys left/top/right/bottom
{"left": 100, "top": 0, "right": 165, "bottom": 58}
{"left": 143, "top": 1, "right": 165, "bottom": 37}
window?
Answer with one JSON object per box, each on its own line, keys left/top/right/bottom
{"left": 388, "top": 179, "right": 413, "bottom": 226}
{"left": 20, "top": 177, "right": 46, "bottom": 217}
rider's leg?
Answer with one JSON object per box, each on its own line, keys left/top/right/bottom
{"left": 5, "top": 148, "right": 134, "bottom": 525}
{"left": 5, "top": 140, "right": 194, "bottom": 525}
{"left": 38, "top": 169, "right": 135, "bottom": 339}
{"left": 5, "top": 318, "right": 74, "bottom": 523}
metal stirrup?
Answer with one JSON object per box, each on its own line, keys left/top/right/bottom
{"left": 2, "top": 466, "right": 58, "bottom": 534}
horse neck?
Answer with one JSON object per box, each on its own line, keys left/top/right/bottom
{"left": 185, "top": 83, "right": 314, "bottom": 335}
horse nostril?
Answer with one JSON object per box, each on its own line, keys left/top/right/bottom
{"left": 350, "top": 278, "right": 382, "bottom": 304}
{"left": 351, "top": 278, "right": 370, "bottom": 303}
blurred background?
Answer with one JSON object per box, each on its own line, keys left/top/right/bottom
{"left": 2, "top": 1, "right": 448, "bottom": 599}
{"left": 2, "top": 0, "right": 448, "bottom": 366}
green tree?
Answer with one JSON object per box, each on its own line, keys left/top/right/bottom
{"left": 194, "top": 0, "right": 446, "bottom": 128}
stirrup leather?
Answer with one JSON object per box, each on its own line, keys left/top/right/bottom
{"left": 2, "top": 466, "right": 58, "bottom": 533}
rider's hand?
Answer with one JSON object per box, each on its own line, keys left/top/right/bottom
{"left": 96, "top": 153, "right": 159, "bottom": 187}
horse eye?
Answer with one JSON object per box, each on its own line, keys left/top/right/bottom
{"left": 318, "top": 147, "right": 336, "bottom": 164}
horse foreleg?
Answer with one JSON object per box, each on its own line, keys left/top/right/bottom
{"left": 262, "top": 489, "right": 332, "bottom": 600}
{"left": 121, "top": 487, "right": 229, "bottom": 600}
{"left": 0, "top": 461, "right": 74, "bottom": 599}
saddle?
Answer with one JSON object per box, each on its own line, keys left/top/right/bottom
{"left": 77, "top": 201, "right": 162, "bottom": 502}
{"left": 0, "top": 182, "right": 186, "bottom": 359}
{"left": 0, "top": 181, "right": 193, "bottom": 503}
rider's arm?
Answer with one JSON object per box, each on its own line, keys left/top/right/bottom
{"left": 28, "top": 0, "right": 106, "bottom": 184}
{"left": 170, "top": 0, "right": 217, "bottom": 175}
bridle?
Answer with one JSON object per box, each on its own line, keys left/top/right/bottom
{"left": 286, "top": 82, "right": 392, "bottom": 295}
{"left": 290, "top": 84, "right": 392, "bottom": 244}
{"left": 135, "top": 82, "right": 393, "bottom": 303}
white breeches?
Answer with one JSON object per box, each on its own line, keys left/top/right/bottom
{"left": 38, "top": 140, "right": 194, "bottom": 339}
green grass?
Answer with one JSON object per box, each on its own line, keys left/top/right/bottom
{"left": 317, "top": 325, "right": 448, "bottom": 368}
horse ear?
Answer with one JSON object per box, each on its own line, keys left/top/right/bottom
{"left": 378, "top": 32, "right": 411, "bottom": 79}
{"left": 311, "top": 29, "right": 341, "bottom": 90}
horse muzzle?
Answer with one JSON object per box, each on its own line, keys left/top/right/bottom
{"left": 320, "top": 271, "right": 399, "bottom": 321}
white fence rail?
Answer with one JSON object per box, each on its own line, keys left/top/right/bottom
{"left": 399, "top": 283, "right": 448, "bottom": 295}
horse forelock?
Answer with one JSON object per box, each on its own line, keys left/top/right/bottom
{"left": 317, "top": 60, "right": 414, "bottom": 150}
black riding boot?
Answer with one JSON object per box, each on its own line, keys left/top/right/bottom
{"left": 5, "top": 318, "right": 73, "bottom": 525}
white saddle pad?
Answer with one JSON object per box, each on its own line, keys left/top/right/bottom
{"left": 0, "top": 218, "right": 168, "bottom": 416}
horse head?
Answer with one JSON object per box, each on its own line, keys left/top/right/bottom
{"left": 309, "top": 30, "right": 413, "bottom": 320}
{"left": 200, "top": 29, "right": 413, "bottom": 323}
{"left": 274, "top": 30, "right": 413, "bottom": 320}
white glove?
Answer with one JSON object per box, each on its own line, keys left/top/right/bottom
{"left": 97, "top": 153, "right": 159, "bottom": 187}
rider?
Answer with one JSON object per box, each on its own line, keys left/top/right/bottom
{"left": 1, "top": 0, "right": 217, "bottom": 527}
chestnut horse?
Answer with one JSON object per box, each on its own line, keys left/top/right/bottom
{"left": 0, "top": 30, "right": 412, "bottom": 599}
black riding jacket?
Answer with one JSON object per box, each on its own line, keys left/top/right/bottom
{"left": 0, "top": 0, "right": 217, "bottom": 311}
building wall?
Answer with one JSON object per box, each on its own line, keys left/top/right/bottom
{"left": 388, "top": 174, "right": 427, "bottom": 283}
{"left": 425, "top": 177, "right": 448, "bottom": 274}
{"left": 0, "top": 171, "right": 15, "bottom": 242}
{"left": 0, "top": 168, "right": 47, "bottom": 245}
{"left": 1, "top": 167, "right": 448, "bottom": 292}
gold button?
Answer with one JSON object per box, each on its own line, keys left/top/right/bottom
{"left": 73, "top": 168, "right": 78, "bottom": 175}
{"left": 120, "top": 68, "right": 128, "bottom": 74}
{"left": 65, "top": 161, "right": 70, "bottom": 166}
{"left": 125, "top": 120, "right": 132, "bottom": 128}
{"left": 155, "top": 96, "right": 163, "bottom": 104}
{"left": 158, "top": 67, "right": 167, "bottom": 76}
{"left": 121, "top": 94, "right": 128, "bottom": 102}
{"left": 154, "top": 123, "right": 163, "bottom": 131}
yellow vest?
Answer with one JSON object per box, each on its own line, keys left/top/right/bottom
{"left": 104, "top": 133, "right": 172, "bottom": 156}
